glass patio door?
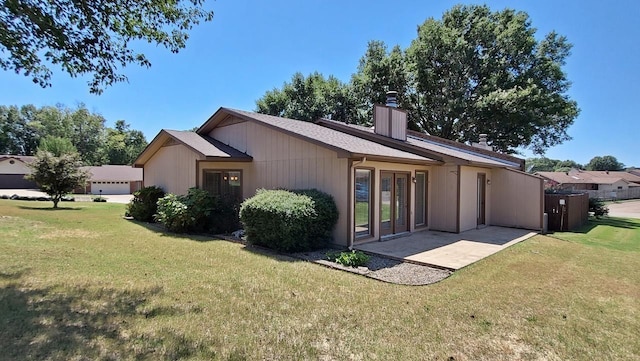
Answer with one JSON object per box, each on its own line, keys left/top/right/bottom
{"left": 380, "top": 172, "right": 409, "bottom": 236}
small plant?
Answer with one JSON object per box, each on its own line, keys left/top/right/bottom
{"left": 326, "top": 250, "right": 370, "bottom": 268}
{"left": 589, "top": 198, "right": 609, "bottom": 218}
{"left": 93, "top": 197, "right": 107, "bottom": 202}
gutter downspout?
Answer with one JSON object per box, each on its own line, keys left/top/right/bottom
{"left": 348, "top": 157, "right": 367, "bottom": 250}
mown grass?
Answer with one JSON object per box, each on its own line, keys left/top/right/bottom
{"left": 1, "top": 200, "right": 639, "bottom": 360}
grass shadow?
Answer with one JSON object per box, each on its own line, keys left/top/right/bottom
{"left": 0, "top": 278, "right": 218, "bottom": 360}
{"left": 568, "top": 217, "right": 640, "bottom": 234}
{"left": 17, "top": 205, "right": 85, "bottom": 211}
{"left": 124, "top": 219, "right": 227, "bottom": 243}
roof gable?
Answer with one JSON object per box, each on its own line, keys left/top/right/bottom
{"left": 133, "top": 129, "right": 252, "bottom": 166}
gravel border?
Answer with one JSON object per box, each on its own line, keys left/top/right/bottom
{"left": 292, "top": 249, "right": 452, "bottom": 286}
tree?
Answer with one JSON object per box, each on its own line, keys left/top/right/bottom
{"left": 586, "top": 156, "right": 624, "bottom": 171}
{"left": 0, "top": 105, "right": 39, "bottom": 155}
{"left": 526, "top": 157, "right": 583, "bottom": 173}
{"left": 350, "top": 41, "right": 409, "bottom": 125}
{"left": 257, "top": 5, "right": 579, "bottom": 155}
{"left": 104, "top": 120, "right": 148, "bottom": 164}
{"left": 38, "top": 135, "right": 77, "bottom": 156}
{"left": 25, "top": 151, "right": 88, "bottom": 208}
{"left": 256, "top": 72, "right": 357, "bottom": 123}
{"left": 1, "top": 0, "right": 214, "bottom": 94}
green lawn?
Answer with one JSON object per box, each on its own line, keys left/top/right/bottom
{"left": 1, "top": 200, "right": 639, "bottom": 360}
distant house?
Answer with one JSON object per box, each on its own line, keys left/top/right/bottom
{"left": 0, "top": 155, "right": 37, "bottom": 189}
{"left": 0, "top": 154, "right": 142, "bottom": 194}
{"left": 80, "top": 165, "right": 143, "bottom": 195}
{"left": 535, "top": 169, "right": 640, "bottom": 192}
{"left": 134, "top": 102, "right": 544, "bottom": 247}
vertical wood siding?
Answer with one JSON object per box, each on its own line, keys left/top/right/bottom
{"left": 428, "top": 165, "right": 459, "bottom": 232}
{"left": 144, "top": 144, "right": 198, "bottom": 195}
{"left": 210, "top": 119, "right": 350, "bottom": 245}
{"left": 490, "top": 168, "right": 543, "bottom": 230}
{"left": 459, "top": 166, "right": 493, "bottom": 232}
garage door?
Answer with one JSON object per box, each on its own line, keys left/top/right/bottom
{"left": 0, "top": 174, "right": 38, "bottom": 189}
{"left": 91, "top": 181, "right": 130, "bottom": 195}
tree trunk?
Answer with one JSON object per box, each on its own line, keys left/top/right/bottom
{"left": 52, "top": 198, "right": 59, "bottom": 208}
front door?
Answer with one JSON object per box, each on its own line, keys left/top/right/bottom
{"left": 380, "top": 172, "right": 409, "bottom": 236}
{"left": 477, "top": 173, "right": 486, "bottom": 226}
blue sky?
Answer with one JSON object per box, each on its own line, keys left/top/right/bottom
{"left": 1, "top": 0, "right": 638, "bottom": 167}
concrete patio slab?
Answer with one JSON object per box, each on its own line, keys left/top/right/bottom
{"left": 354, "top": 226, "right": 537, "bottom": 270}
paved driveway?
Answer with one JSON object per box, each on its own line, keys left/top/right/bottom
{"left": 354, "top": 226, "right": 537, "bottom": 270}
{"left": 0, "top": 189, "right": 133, "bottom": 204}
{"left": 608, "top": 200, "right": 640, "bottom": 219}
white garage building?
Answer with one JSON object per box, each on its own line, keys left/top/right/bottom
{"left": 83, "top": 165, "right": 143, "bottom": 195}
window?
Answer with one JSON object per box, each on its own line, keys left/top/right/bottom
{"left": 354, "top": 169, "right": 372, "bottom": 237}
{"left": 203, "top": 170, "right": 242, "bottom": 201}
{"left": 415, "top": 172, "right": 427, "bottom": 227}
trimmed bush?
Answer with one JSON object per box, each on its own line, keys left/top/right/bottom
{"left": 156, "top": 188, "right": 212, "bottom": 233}
{"left": 155, "top": 188, "right": 240, "bottom": 234}
{"left": 126, "top": 186, "right": 165, "bottom": 222}
{"left": 211, "top": 194, "right": 242, "bottom": 234}
{"left": 239, "top": 188, "right": 339, "bottom": 252}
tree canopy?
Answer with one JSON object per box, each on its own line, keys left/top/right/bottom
{"left": 586, "top": 156, "right": 625, "bottom": 171}
{"left": 0, "top": 0, "right": 213, "bottom": 93}
{"left": 0, "top": 103, "right": 147, "bottom": 165}
{"left": 255, "top": 5, "right": 579, "bottom": 155}
{"left": 525, "top": 157, "right": 583, "bottom": 173}
{"left": 26, "top": 150, "right": 88, "bottom": 208}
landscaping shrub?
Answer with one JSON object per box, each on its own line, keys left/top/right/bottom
{"left": 589, "top": 198, "right": 609, "bottom": 218}
{"left": 211, "top": 194, "right": 242, "bottom": 234}
{"left": 93, "top": 197, "right": 107, "bottom": 202}
{"left": 156, "top": 188, "right": 212, "bottom": 233}
{"left": 155, "top": 188, "right": 240, "bottom": 234}
{"left": 327, "top": 250, "right": 370, "bottom": 268}
{"left": 127, "top": 186, "right": 165, "bottom": 222}
{"left": 239, "top": 188, "right": 339, "bottom": 252}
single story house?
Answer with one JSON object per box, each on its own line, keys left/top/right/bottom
{"left": 134, "top": 103, "right": 543, "bottom": 247}
{"left": 0, "top": 154, "right": 37, "bottom": 189}
{"left": 536, "top": 170, "right": 640, "bottom": 192}
{"left": 80, "top": 165, "right": 143, "bottom": 195}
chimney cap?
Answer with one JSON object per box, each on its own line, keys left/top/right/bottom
{"left": 386, "top": 91, "right": 398, "bottom": 108}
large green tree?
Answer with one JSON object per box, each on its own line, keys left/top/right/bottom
{"left": 26, "top": 150, "right": 88, "bottom": 208}
{"left": 104, "top": 120, "right": 148, "bottom": 165}
{"left": 0, "top": 105, "right": 39, "bottom": 155}
{"left": 256, "top": 5, "right": 579, "bottom": 155}
{"left": 404, "top": 5, "right": 579, "bottom": 154}
{"left": 256, "top": 72, "right": 357, "bottom": 123}
{"left": 586, "top": 156, "right": 624, "bottom": 171}
{"left": 0, "top": 0, "right": 213, "bottom": 94}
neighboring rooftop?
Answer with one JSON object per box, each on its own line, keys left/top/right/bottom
{"left": 536, "top": 170, "right": 640, "bottom": 186}
{"left": 82, "top": 165, "right": 143, "bottom": 181}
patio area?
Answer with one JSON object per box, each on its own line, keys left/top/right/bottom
{"left": 354, "top": 226, "right": 538, "bottom": 270}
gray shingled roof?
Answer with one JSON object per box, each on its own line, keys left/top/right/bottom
{"left": 82, "top": 165, "right": 142, "bottom": 181}
{"left": 316, "top": 119, "right": 521, "bottom": 168}
{"left": 164, "top": 130, "right": 252, "bottom": 159}
{"left": 216, "top": 108, "right": 436, "bottom": 162}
